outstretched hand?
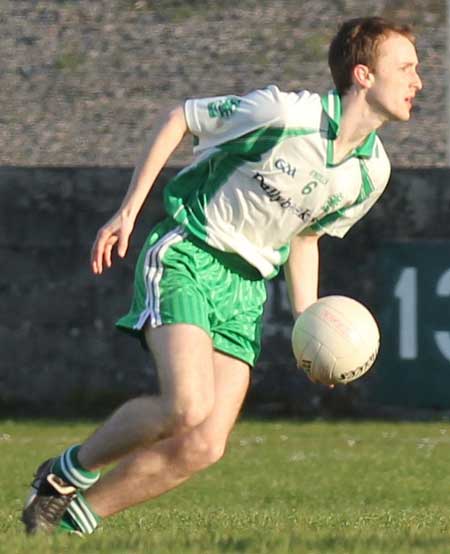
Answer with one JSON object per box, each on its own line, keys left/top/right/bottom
{"left": 91, "top": 212, "right": 135, "bottom": 274}
{"left": 298, "top": 364, "right": 335, "bottom": 389}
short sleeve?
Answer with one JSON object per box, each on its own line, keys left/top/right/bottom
{"left": 184, "top": 85, "right": 300, "bottom": 154}
{"left": 308, "top": 192, "right": 384, "bottom": 238}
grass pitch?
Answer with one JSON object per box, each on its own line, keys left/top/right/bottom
{"left": 1, "top": 418, "right": 450, "bottom": 554}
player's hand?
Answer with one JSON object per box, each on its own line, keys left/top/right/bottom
{"left": 299, "top": 365, "right": 335, "bottom": 389}
{"left": 91, "top": 211, "right": 135, "bottom": 274}
{"left": 308, "top": 376, "right": 335, "bottom": 389}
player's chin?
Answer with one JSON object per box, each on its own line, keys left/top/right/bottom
{"left": 397, "top": 108, "right": 412, "bottom": 121}
{"left": 389, "top": 111, "right": 411, "bottom": 123}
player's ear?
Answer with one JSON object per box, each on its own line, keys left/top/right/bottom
{"left": 353, "top": 64, "right": 375, "bottom": 90}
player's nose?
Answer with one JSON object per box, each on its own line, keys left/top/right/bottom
{"left": 412, "top": 71, "right": 422, "bottom": 91}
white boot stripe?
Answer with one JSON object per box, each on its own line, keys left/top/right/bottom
{"left": 67, "top": 501, "right": 94, "bottom": 534}
{"left": 75, "top": 495, "right": 98, "bottom": 529}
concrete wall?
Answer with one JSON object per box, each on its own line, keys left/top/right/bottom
{"left": 1, "top": 167, "right": 450, "bottom": 416}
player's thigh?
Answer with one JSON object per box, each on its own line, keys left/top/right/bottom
{"left": 173, "top": 351, "right": 250, "bottom": 468}
{"left": 196, "top": 350, "right": 250, "bottom": 444}
{"left": 144, "top": 322, "right": 216, "bottom": 422}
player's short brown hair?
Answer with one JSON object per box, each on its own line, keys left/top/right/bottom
{"left": 328, "top": 17, "right": 416, "bottom": 96}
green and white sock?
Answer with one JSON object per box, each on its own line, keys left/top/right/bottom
{"left": 52, "top": 445, "right": 100, "bottom": 490}
{"left": 59, "top": 492, "right": 101, "bottom": 535}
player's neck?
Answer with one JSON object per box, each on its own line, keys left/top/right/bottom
{"left": 333, "top": 91, "right": 385, "bottom": 163}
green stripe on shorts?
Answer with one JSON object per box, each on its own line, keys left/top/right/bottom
{"left": 116, "top": 218, "right": 267, "bottom": 366}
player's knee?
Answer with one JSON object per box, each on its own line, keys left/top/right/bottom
{"left": 179, "top": 431, "right": 226, "bottom": 472}
{"left": 167, "top": 398, "right": 214, "bottom": 434}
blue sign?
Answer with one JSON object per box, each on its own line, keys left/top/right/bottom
{"left": 370, "top": 241, "right": 450, "bottom": 409}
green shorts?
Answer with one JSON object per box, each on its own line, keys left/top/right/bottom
{"left": 116, "top": 218, "right": 267, "bottom": 366}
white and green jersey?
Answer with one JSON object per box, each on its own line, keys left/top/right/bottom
{"left": 164, "top": 86, "right": 391, "bottom": 278}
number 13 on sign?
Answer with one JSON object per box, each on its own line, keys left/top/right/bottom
{"left": 394, "top": 267, "right": 450, "bottom": 361}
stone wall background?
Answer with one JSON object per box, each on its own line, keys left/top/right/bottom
{"left": 4, "top": 0, "right": 447, "bottom": 168}
{"left": 2, "top": 0, "right": 450, "bottom": 416}
{"left": 1, "top": 167, "right": 449, "bottom": 417}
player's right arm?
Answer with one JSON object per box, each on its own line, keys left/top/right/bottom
{"left": 91, "top": 105, "right": 188, "bottom": 274}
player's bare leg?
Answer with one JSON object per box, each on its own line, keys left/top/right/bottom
{"left": 22, "top": 323, "right": 218, "bottom": 534}
{"left": 83, "top": 349, "right": 250, "bottom": 517}
{"left": 78, "top": 323, "right": 216, "bottom": 468}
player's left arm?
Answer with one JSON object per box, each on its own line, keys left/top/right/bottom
{"left": 286, "top": 232, "right": 335, "bottom": 388}
{"left": 284, "top": 233, "right": 321, "bottom": 320}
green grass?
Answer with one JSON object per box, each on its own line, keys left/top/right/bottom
{"left": 1, "top": 419, "right": 450, "bottom": 553}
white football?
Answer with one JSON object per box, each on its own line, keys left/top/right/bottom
{"left": 291, "top": 295, "right": 380, "bottom": 386}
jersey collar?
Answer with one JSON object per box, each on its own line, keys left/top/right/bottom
{"left": 321, "top": 90, "right": 377, "bottom": 163}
